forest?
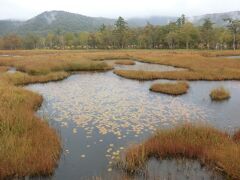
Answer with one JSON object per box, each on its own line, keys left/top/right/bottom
{"left": 0, "top": 15, "right": 240, "bottom": 50}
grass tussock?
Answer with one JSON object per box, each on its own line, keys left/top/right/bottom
{"left": 120, "top": 125, "right": 240, "bottom": 179}
{"left": 150, "top": 82, "right": 189, "bottom": 95}
{"left": 0, "top": 85, "right": 61, "bottom": 178}
{"left": 115, "top": 60, "right": 136, "bottom": 65}
{"left": 210, "top": 87, "right": 230, "bottom": 101}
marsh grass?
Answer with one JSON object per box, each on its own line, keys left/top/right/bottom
{"left": 120, "top": 124, "right": 240, "bottom": 179}
{"left": 210, "top": 87, "right": 230, "bottom": 101}
{"left": 114, "top": 69, "right": 240, "bottom": 81}
{"left": 0, "top": 84, "right": 61, "bottom": 178}
{"left": 0, "top": 66, "right": 8, "bottom": 73}
{"left": 150, "top": 82, "right": 189, "bottom": 95}
{"left": 115, "top": 60, "right": 136, "bottom": 65}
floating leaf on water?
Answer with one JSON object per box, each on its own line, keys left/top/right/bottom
{"left": 107, "top": 168, "right": 112, "bottom": 172}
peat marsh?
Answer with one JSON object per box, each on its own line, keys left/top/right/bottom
{"left": 1, "top": 50, "right": 240, "bottom": 179}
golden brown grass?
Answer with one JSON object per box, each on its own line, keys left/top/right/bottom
{"left": 0, "top": 66, "right": 8, "bottom": 73}
{"left": 120, "top": 124, "right": 240, "bottom": 179}
{"left": 115, "top": 60, "right": 136, "bottom": 65}
{"left": 0, "top": 84, "right": 61, "bottom": 178}
{"left": 210, "top": 87, "right": 230, "bottom": 101}
{"left": 150, "top": 82, "right": 189, "bottom": 95}
{"left": 114, "top": 69, "right": 240, "bottom": 81}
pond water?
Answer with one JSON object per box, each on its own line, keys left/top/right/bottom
{"left": 7, "top": 67, "right": 16, "bottom": 73}
{"left": 113, "top": 60, "right": 185, "bottom": 72}
{"left": 25, "top": 61, "right": 240, "bottom": 179}
{"left": 218, "top": 55, "right": 240, "bottom": 59}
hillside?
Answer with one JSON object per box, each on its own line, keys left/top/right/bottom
{"left": 0, "top": 10, "right": 239, "bottom": 36}
{"left": 189, "top": 11, "right": 240, "bottom": 26}
{"left": 0, "top": 11, "right": 115, "bottom": 35}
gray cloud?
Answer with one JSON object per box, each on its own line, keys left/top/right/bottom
{"left": 0, "top": 0, "right": 239, "bottom": 20}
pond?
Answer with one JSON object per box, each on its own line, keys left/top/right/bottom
{"left": 26, "top": 61, "right": 240, "bottom": 179}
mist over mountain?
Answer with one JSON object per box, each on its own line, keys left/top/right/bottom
{"left": 0, "top": 10, "right": 239, "bottom": 36}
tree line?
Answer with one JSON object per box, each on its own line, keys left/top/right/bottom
{"left": 0, "top": 15, "right": 240, "bottom": 50}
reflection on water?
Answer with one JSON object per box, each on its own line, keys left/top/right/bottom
{"left": 225, "top": 56, "right": 240, "bottom": 59}
{"left": 108, "top": 60, "right": 185, "bottom": 72}
{"left": 25, "top": 63, "right": 240, "bottom": 179}
{"left": 7, "top": 67, "right": 16, "bottom": 73}
{"left": 145, "top": 159, "right": 224, "bottom": 180}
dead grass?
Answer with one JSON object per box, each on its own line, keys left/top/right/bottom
{"left": 114, "top": 69, "right": 240, "bottom": 81}
{"left": 150, "top": 82, "right": 189, "bottom": 95}
{"left": 210, "top": 87, "right": 230, "bottom": 101}
{"left": 0, "top": 66, "right": 8, "bottom": 73}
{"left": 115, "top": 60, "right": 136, "bottom": 65}
{"left": 0, "top": 84, "right": 61, "bottom": 178}
{"left": 120, "top": 124, "right": 240, "bottom": 179}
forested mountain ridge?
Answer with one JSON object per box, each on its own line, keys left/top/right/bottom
{"left": 0, "top": 10, "right": 240, "bottom": 36}
{"left": 0, "top": 11, "right": 115, "bottom": 35}
{"left": 190, "top": 11, "right": 240, "bottom": 25}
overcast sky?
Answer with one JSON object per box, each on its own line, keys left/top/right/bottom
{"left": 0, "top": 0, "right": 239, "bottom": 20}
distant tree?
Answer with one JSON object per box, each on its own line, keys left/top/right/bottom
{"left": 46, "top": 33, "right": 54, "bottom": 48}
{"left": 99, "top": 24, "right": 106, "bottom": 32}
{"left": 179, "top": 22, "right": 200, "bottom": 49}
{"left": 88, "top": 33, "right": 98, "bottom": 48}
{"left": 224, "top": 18, "right": 240, "bottom": 50}
{"left": 3, "top": 34, "right": 22, "bottom": 50}
{"left": 98, "top": 25, "right": 114, "bottom": 49}
{"left": 177, "top": 14, "right": 186, "bottom": 27}
{"left": 0, "top": 38, "right": 3, "bottom": 49}
{"left": 114, "top": 16, "right": 128, "bottom": 48}
{"left": 78, "top": 32, "right": 89, "bottom": 48}
{"left": 201, "top": 18, "right": 214, "bottom": 49}
{"left": 165, "top": 31, "right": 179, "bottom": 49}
{"left": 23, "top": 33, "right": 39, "bottom": 49}
{"left": 64, "top": 32, "right": 75, "bottom": 48}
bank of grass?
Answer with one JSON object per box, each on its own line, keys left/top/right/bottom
{"left": 150, "top": 82, "right": 189, "bottom": 95}
{"left": 114, "top": 69, "right": 240, "bottom": 81}
{"left": 119, "top": 125, "right": 240, "bottom": 179}
{"left": 210, "top": 87, "right": 230, "bottom": 101}
{"left": 115, "top": 60, "right": 136, "bottom": 65}
{"left": 0, "top": 84, "right": 61, "bottom": 178}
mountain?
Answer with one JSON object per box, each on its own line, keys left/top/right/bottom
{"left": 0, "top": 20, "right": 23, "bottom": 35}
{"left": 0, "top": 11, "right": 115, "bottom": 35}
{"left": 128, "top": 16, "right": 178, "bottom": 26}
{"left": 0, "top": 10, "right": 240, "bottom": 36}
{"left": 189, "top": 11, "right": 240, "bottom": 26}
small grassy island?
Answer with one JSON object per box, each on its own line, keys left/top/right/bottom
{"left": 150, "top": 81, "right": 189, "bottom": 95}
{"left": 210, "top": 87, "right": 230, "bottom": 101}
{"left": 120, "top": 125, "right": 240, "bottom": 179}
